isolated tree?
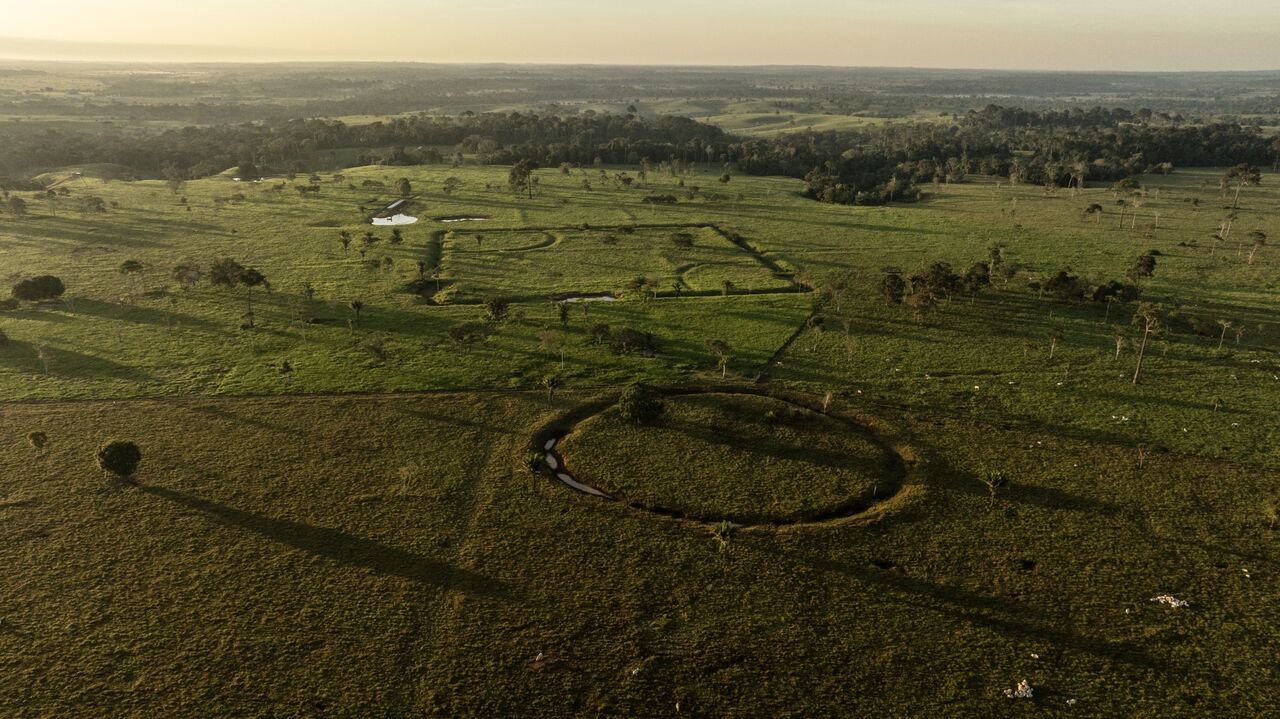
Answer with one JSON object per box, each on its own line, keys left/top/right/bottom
{"left": 1216, "top": 319, "right": 1233, "bottom": 350}
{"left": 118, "top": 259, "right": 145, "bottom": 295}
{"left": 541, "top": 372, "right": 561, "bottom": 400}
{"left": 348, "top": 300, "right": 365, "bottom": 329}
{"left": 26, "top": 431, "right": 48, "bottom": 457}
{"left": 173, "top": 261, "right": 203, "bottom": 289}
{"left": 1222, "top": 163, "right": 1262, "bottom": 209}
{"left": 483, "top": 296, "right": 510, "bottom": 324}
{"left": 721, "top": 280, "right": 735, "bottom": 297}
{"left": 1047, "top": 327, "right": 1063, "bottom": 360}
{"left": 538, "top": 329, "right": 564, "bottom": 363}
{"left": 12, "top": 275, "right": 65, "bottom": 303}
{"left": 1084, "top": 203, "right": 1104, "bottom": 223}
{"left": 1128, "top": 252, "right": 1157, "bottom": 281}
{"left": 616, "top": 383, "right": 664, "bottom": 424}
{"left": 390, "top": 228, "right": 403, "bottom": 245}
{"left": 1111, "top": 177, "right": 1141, "bottom": 228}
{"left": 1131, "top": 302, "right": 1165, "bottom": 385}
{"left": 339, "top": 230, "right": 352, "bottom": 252}
{"left": 6, "top": 196, "right": 27, "bottom": 217}
{"left": 443, "top": 177, "right": 462, "bottom": 195}
{"left": 879, "top": 273, "right": 907, "bottom": 305}
{"left": 1247, "top": 230, "right": 1266, "bottom": 265}
{"left": 963, "top": 262, "right": 991, "bottom": 297}
{"left": 704, "top": 338, "right": 732, "bottom": 377}
{"left": 96, "top": 440, "right": 142, "bottom": 484}
{"left": 508, "top": 159, "right": 537, "bottom": 198}
{"left": 980, "top": 470, "right": 1009, "bottom": 509}
{"left": 395, "top": 177, "right": 412, "bottom": 198}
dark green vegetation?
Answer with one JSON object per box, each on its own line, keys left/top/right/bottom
{"left": 1, "top": 65, "right": 1279, "bottom": 715}
{"left": 556, "top": 392, "right": 895, "bottom": 524}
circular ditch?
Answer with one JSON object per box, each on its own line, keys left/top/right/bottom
{"left": 538, "top": 390, "right": 910, "bottom": 527}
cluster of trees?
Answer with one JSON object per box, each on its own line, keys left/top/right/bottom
{"left": 4, "top": 104, "right": 1278, "bottom": 212}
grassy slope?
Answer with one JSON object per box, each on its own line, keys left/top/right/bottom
{"left": 2, "top": 393, "right": 1278, "bottom": 717}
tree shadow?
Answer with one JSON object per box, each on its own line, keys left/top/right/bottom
{"left": 749, "top": 543, "right": 1156, "bottom": 668}
{"left": 141, "top": 485, "right": 511, "bottom": 597}
{"left": 0, "top": 338, "right": 154, "bottom": 381}
{"left": 69, "top": 297, "right": 223, "bottom": 332}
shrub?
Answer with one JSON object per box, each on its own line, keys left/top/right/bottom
{"left": 617, "top": 383, "right": 664, "bottom": 424}
{"left": 12, "top": 275, "right": 65, "bottom": 303}
{"left": 97, "top": 440, "right": 142, "bottom": 481}
{"left": 483, "top": 296, "right": 511, "bottom": 324}
{"left": 611, "top": 327, "right": 657, "bottom": 355}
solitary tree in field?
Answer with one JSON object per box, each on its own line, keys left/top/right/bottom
{"left": 118, "top": 259, "right": 145, "bottom": 296}
{"left": 1222, "top": 163, "right": 1262, "bottom": 210}
{"left": 508, "top": 159, "right": 537, "bottom": 199}
{"left": 6, "top": 196, "right": 27, "bottom": 217}
{"left": 173, "top": 261, "right": 203, "bottom": 289}
{"left": 1111, "top": 178, "right": 1141, "bottom": 228}
{"left": 339, "top": 230, "right": 352, "bottom": 252}
{"left": 1130, "top": 302, "right": 1165, "bottom": 385}
{"left": 348, "top": 300, "right": 365, "bottom": 329}
{"left": 12, "top": 275, "right": 66, "bottom": 304}
{"left": 1047, "top": 327, "right": 1063, "bottom": 360}
{"left": 26, "top": 431, "right": 48, "bottom": 457}
{"left": 541, "top": 372, "right": 561, "bottom": 400}
{"left": 721, "top": 280, "right": 735, "bottom": 297}
{"left": 705, "top": 338, "right": 732, "bottom": 377}
{"left": 96, "top": 440, "right": 142, "bottom": 485}
{"left": 980, "top": 470, "right": 1009, "bottom": 509}
{"left": 1247, "top": 231, "right": 1266, "bottom": 265}
{"left": 1127, "top": 252, "right": 1157, "bottom": 282}
{"left": 395, "top": 178, "right": 412, "bottom": 198}
{"left": 1084, "top": 203, "right": 1104, "bottom": 223}
{"left": 209, "top": 258, "right": 268, "bottom": 328}
{"left": 1216, "top": 319, "right": 1233, "bottom": 350}
{"left": 390, "top": 228, "right": 403, "bottom": 245}
{"left": 879, "top": 273, "right": 907, "bottom": 305}
{"left": 538, "top": 329, "right": 564, "bottom": 363}
{"left": 443, "top": 177, "right": 462, "bottom": 195}
{"left": 617, "top": 383, "right": 664, "bottom": 424}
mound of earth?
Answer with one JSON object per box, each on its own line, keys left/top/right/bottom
{"left": 556, "top": 393, "right": 896, "bottom": 524}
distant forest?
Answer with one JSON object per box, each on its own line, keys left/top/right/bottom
{"left": 3, "top": 104, "right": 1277, "bottom": 207}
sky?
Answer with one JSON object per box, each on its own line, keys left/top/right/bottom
{"left": 1, "top": 0, "right": 1277, "bottom": 71}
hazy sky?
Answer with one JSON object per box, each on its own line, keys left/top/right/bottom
{"left": 1, "top": 0, "right": 1277, "bottom": 70}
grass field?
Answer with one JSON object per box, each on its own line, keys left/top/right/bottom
{"left": 555, "top": 392, "right": 895, "bottom": 524}
{"left": 2, "top": 157, "right": 1279, "bottom": 715}
{"left": 2, "top": 391, "right": 1277, "bottom": 716}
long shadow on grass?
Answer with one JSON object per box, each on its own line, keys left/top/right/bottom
{"left": 141, "top": 485, "right": 511, "bottom": 597}
{"left": 751, "top": 544, "right": 1156, "bottom": 668}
